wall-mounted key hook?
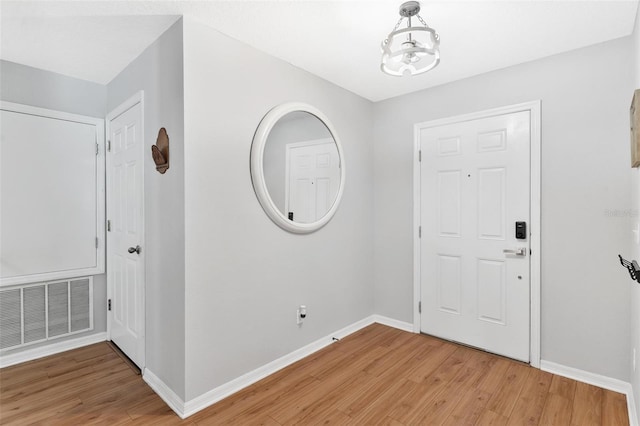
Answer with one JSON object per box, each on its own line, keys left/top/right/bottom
{"left": 151, "top": 127, "right": 170, "bottom": 174}
{"left": 618, "top": 254, "right": 640, "bottom": 284}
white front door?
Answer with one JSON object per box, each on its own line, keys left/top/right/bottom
{"left": 285, "top": 139, "right": 340, "bottom": 223}
{"left": 106, "top": 96, "right": 145, "bottom": 369}
{"left": 419, "top": 110, "right": 531, "bottom": 362}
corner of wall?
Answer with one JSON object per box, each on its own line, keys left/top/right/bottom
{"left": 107, "top": 17, "right": 186, "bottom": 401}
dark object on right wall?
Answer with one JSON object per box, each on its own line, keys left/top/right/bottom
{"left": 152, "top": 127, "right": 170, "bottom": 174}
{"left": 631, "top": 89, "right": 639, "bottom": 168}
{"left": 619, "top": 254, "right": 640, "bottom": 284}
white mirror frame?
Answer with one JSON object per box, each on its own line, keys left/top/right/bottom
{"left": 251, "top": 102, "right": 346, "bottom": 234}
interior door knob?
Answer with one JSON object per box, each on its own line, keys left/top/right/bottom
{"left": 128, "top": 245, "right": 141, "bottom": 255}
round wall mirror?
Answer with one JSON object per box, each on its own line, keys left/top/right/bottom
{"left": 251, "top": 102, "right": 345, "bottom": 233}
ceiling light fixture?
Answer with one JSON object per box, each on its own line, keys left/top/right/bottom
{"left": 381, "top": 1, "right": 440, "bottom": 77}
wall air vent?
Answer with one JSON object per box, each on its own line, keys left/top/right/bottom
{"left": 0, "top": 277, "right": 93, "bottom": 351}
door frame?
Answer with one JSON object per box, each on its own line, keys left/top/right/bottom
{"left": 105, "top": 91, "right": 146, "bottom": 370}
{"left": 413, "top": 100, "right": 541, "bottom": 368}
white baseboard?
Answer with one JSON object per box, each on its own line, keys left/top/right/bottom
{"left": 143, "top": 369, "right": 187, "bottom": 419}
{"left": 541, "top": 360, "right": 638, "bottom": 426}
{"left": 0, "top": 332, "right": 107, "bottom": 368}
{"left": 182, "top": 315, "right": 378, "bottom": 417}
{"left": 137, "top": 315, "right": 415, "bottom": 419}
{"left": 372, "top": 314, "right": 415, "bottom": 333}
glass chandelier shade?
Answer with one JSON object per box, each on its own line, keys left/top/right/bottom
{"left": 381, "top": 1, "right": 440, "bottom": 77}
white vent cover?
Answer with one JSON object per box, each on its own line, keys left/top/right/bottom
{"left": 0, "top": 277, "right": 93, "bottom": 351}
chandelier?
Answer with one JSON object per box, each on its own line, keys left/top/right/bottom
{"left": 381, "top": 1, "right": 440, "bottom": 77}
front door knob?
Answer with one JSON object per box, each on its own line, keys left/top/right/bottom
{"left": 503, "top": 248, "right": 526, "bottom": 256}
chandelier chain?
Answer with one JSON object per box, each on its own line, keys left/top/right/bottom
{"left": 392, "top": 17, "right": 404, "bottom": 32}
{"left": 416, "top": 14, "right": 429, "bottom": 28}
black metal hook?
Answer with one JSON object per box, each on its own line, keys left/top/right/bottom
{"left": 618, "top": 255, "right": 640, "bottom": 284}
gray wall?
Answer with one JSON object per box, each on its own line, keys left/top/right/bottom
{"left": 0, "top": 60, "right": 106, "bottom": 118}
{"left": 631, "top": 4, "right": 640, "bottom": 417}
{"left": 373, "top": 37, "right": 634, "bottom": 381}
{"left": 107, "top": 20, "right": 186, "bottom": 399}
{"left": 182, "top": 18, "right": 374, "bottom": 400}
{"left": 0, "top": 60, "right": 108, "bottom": 353}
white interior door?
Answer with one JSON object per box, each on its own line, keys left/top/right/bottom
{"left": 420, "top": 110, "right": 531, "bottom": 362}
{"left": 285, "top": 139, "right": 340, "bottom": 223}
{"left": 107, "top": 97, "right": 145, "bottom": 369}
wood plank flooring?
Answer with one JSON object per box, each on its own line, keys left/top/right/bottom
{"left": 0, "top": 324, "right": 629, "bottom": 425}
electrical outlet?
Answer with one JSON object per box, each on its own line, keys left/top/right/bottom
{"left": 296, "top": 305, "right": 307, "bottom": 325}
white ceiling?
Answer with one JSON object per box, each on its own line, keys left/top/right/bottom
{"left": 1, "top": 1, "right": 638, "bottom": 102}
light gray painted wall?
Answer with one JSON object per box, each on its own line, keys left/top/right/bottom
{"left": 0, "top": 61, "right": 106, "bottom": 118}
{"left": 0, "top": 59, "right": 108, "bottom": 354}
{"left": 373, "top": 37, "right": 634, "bottom": 381}
{"left": 107, "top": 20, "right": 186, "bottom": 399}
{"left": 182, "top": 18, "right": 374, "bottom": 400}
{"left": 631, "top": 4, "right": 640, "bottom": 418}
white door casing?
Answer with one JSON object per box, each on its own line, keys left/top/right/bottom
{"left": 413, "top": 102, "right": 541, "bottom": 366}
{"left": 106, "top": 92, "right": 145, "bottom": 369}
{"left": 285, "top": 139, "right": 340, "bottom": 223}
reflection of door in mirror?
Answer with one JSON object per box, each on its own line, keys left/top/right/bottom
{"left": 252, "top": 103, "right": 345, "bottom": 233}
{"left": 285, "top": 139, "right": 340, "bottom": 223}
{"left": 263, "top": 111, "right": 340, "bottom": 222}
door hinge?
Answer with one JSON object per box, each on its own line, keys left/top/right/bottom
{"left": 107, "top": 140, "right": 111, "bottom": 152}
{"left": 95, "top": 237, "right": 99, "bottom": 248}
{"left": 418, "top": 301, "right": 422, "bottom": 313}
{"left": 418, "top": 226, "right": 422, "bottom": 238}
{"left": 108, "top": 299, "right": 112, "bottom": 311}
{"left": 96, "top": 143, "right": 99, "bottom": 155}
{"left": 418, "top": 150, "right": 422, "bottom": 162}
{"left": 106, "top": 220, "right": 111, "bottom": 232}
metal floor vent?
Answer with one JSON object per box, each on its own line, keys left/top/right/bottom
{"left": 0, "top": 277, "right": 93, "bottom": 351}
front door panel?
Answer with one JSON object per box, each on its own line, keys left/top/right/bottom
{"left": 420, "top": 111, "right": 531, "bottom": 362}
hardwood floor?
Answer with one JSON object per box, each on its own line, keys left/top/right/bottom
{"left": 0, "top": 324, "right": 629, "bottom": 425}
